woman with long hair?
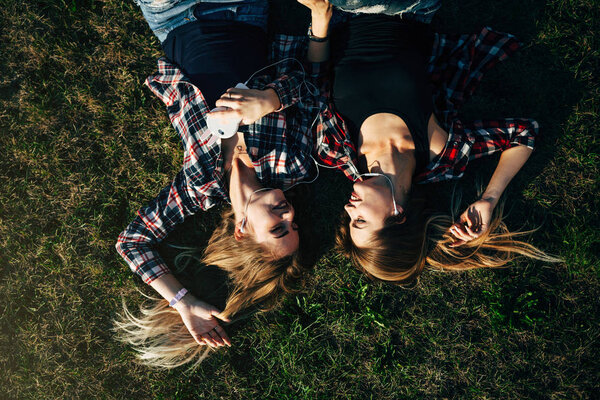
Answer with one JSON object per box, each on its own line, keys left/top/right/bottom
{"left": 114, "top": 0, "right": 330, "bottom": 368}
{"left": 300, "top": 0, "right": 559, "bottom": 284}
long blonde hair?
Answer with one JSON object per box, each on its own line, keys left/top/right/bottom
{"left": 114, "top": 208, "right": 305, "bottom": 369}
{"left": 338, "top": 199, "right": 561, "bottom": 285}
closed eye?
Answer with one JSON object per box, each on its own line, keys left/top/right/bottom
{"left": 270, "top": 224, "right": 283, "bottom": 234}
{"left": 272, "top": 200, "right": 289, "bottom": 210}
{"left": 351, "top": 218, "right": 366, "bottom": 229}
{"left": 270, "top": 224, "right": 289, "bottom": 238}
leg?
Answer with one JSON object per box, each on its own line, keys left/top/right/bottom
{"left": 329, "top": 0, "right": 441, "bottom": 23}
{"left": 135, "top": 0, "right": 264, "bottom": 43}
{"left": 193, "top": 0, "right": 268, "bottom": 31}
{"left": 135, "top": 0, "right": 203, "bottom": 43}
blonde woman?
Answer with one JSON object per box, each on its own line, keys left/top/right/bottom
{"left": 301, "top": 0, "right": 558, "bottom": 284}
{"left": 115, "top": 0, "right": 331, "bottom": 368}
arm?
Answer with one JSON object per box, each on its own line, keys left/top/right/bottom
{"left": 150, "top": 274, "right": 231, "bottom": 348}
{"left": 450, "top": 145, "right": 533, "bottom": 245}
{"left": 214, "top": 1, "right": 333, "bottom": 123}
{"left": 449, "top": 119, "right": 538, "bottom": 245}
{"left": 116, "top": 172, "right": 230, "bottom": 347}
{"left": 300, "top": 0, "right": 333, "bottom": 63}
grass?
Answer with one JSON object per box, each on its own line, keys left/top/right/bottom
{"left": 0, "top": 0, "right": 599, "bottom": 398}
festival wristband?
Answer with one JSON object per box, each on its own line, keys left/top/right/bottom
{"left": 169, "top": 288, "right": 188, "bottom": 307}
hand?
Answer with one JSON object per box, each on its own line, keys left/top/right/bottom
{"left": 297, "top": 0, "right": 332, "bottom": 20}
{"left": 449, "top": 198, "right": 496, "bottom": 247}
{"left": 173, "top": 294, "right": 231, "bottom": 348}
{"left": 213, "top": 87, "right": 281, "bottom": 125}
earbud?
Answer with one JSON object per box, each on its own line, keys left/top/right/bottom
{"left": 359, "top": 172, "right": 400, "bottom": 217}
{"left": 239, "top": 217, "right": 247, "bottom": 234}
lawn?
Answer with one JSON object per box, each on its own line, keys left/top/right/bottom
{"left": 0, "top": 0, "right": 598, "bottom": 399}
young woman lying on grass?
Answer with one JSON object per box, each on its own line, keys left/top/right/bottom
{"left": 301, "top": 0, "right": 559, "bottom": 284}
{"left": 115, "top": 0, "right": 329, "bottom": 368}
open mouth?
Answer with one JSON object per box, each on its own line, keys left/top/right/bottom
{"left": 349, "top": 192, "right": 361, "bottom": 202}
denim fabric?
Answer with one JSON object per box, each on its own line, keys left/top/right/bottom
{"left": 330, "top": 0, "right": 441, "bottom": 23}
{"left": 135, "top": 0, "right": 268, "bottom": 43}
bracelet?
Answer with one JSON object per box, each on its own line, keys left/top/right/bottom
{"left": 169, "top": 288, "right": 188, "bottom": 307}
{"left": 308, "top": 23, "right": 329, "bottom": 42}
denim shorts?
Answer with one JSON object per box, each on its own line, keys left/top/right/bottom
{"left": 135, "top": 0, "right": 269, "bottom": 43}
{"left": 330, "top": 0, "right": 441, "bottom": 24}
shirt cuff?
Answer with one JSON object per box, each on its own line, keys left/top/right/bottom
{"left": 266, "top": 80, "right": 296, "bottom": 111}
{"left": 137, "top": 262, "right": 171, "bottom": 285}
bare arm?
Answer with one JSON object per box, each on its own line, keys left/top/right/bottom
{"left": 149, "top": 274, "right": 231, "bottom": 348}
{"left": 298, "top": 0, "right": 332, "bottom": 62}
{"left": 482, "top": 145, "right": 533, "bottom": 206}
{"left": 450, "top": 145, "right": 533, "bottom": 245}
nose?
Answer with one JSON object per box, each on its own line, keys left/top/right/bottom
{"left": 344, "top": 203, "right": 355, "bottom": 217}
{"left": 276, "top": 204, "right": 295, "bottom": 220}
{"left": 284, "top": 207, "right": 295, "bottom": 220}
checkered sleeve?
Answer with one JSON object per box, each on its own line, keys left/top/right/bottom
{"left": 468, "top": 118, "right": 538, "bottom": 161}
{"left": 245, "top": 35, "right": 305, "bottom": 110}
{"left": 115, "top": 170, "right": 206, "bottom": 284}
{"left": 310, "top": 58, "right": 361, "bottom": 181}
{"left": 428, "top": 27, "right": 522, "bottom": 126}
{"left": 148, "top": 58, "right": 209, "bottom": 147}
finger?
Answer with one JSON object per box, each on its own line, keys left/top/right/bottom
{"left": 449, "top": 239, "right": 466, "bottom": 248}
{"left": 201, "top": 333, "right": 218, "bottom": 348}
{"left": 220, "top": 92, "right": 243, "bottom": 101}
{"left": 464, "top": 224, "right": 480, "bottom": 239}
{"left": 215, "top": 98, "right": 242, "bottom": 109}
{"left": 224, "top": 88, "right": 247, "bottom": 97}
{"left": 213, "top": 310, "right": 231, "bottom": 323}
{"left": 450, "top": 225, "right": 471, "bottom": 243}
{"left": 464, "top": 214, "right": 473, "bottom": 229}
{"left": 208, "top": 109, "right": 243, "bottom": 122}
{"left": 208, "top": 329, "right": 225, "bottom": 347}
{"left": 214, "top": 325, "right": 231, "bottom": 347}
{"left": 190, "top": 333, "right": 206, "bottom": 346}
{"left": 466, "top": 213, "right": 481, "bottom": 231}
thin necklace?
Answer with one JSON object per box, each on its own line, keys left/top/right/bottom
{"left": 358, "top": 172, "right": 400, "bottom": 216}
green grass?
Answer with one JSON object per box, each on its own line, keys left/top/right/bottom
{"left": 1, "top": 0, "right": 599, "bottom": 398}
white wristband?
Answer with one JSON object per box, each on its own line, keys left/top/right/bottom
{"left": 169, "top": 288, "right": 188, "bottom": 307}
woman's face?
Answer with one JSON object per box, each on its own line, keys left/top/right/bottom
{"left": 344, "top": 177, "right": 396, "bottom": 248}
{"left": 245, "top": 189, "right": 299, "bottom": 258}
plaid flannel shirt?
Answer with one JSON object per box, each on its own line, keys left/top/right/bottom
{"left": 116, "top": 35, "right": 324, "bottom": 284}
{"left": 316, "top": 27, "right": 539, "bottom": 184}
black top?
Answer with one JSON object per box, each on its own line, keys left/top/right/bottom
{"left": 331, "top": 15, "right": 434, "bottom": 172}
{"left": 162, "top": 20, "right": 268, "bottom": 108}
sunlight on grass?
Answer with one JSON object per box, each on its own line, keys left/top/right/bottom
{"left": 0, "top": 0, "right": 598, "bottom": 398}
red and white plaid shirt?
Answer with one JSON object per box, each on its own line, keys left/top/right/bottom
{"left": 316, "top": 27, "right": 539, "bottom": 184}
{"left": 116, "top": 35, "right": 326, "bottom": 284}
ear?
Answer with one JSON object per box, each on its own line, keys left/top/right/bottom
{"left": 396, "top": 214, "right": 407, "bottom": 225}
{"left": 234, "top": 221, "right": 246, "bottom": 241}
{"left": 393, "top": 206, "right": 407, "bottom": 225}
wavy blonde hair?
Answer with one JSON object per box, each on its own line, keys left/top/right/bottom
{"left": 114, "top": 208, "right": 305, "bottom": 369}
{"left": 338, "top": 199, "right": 561, "bottom": 285}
